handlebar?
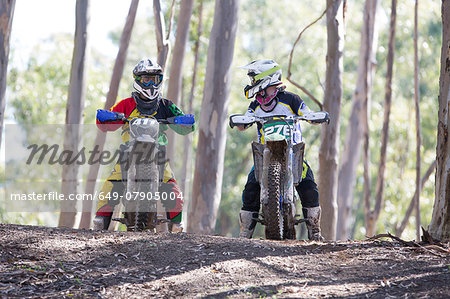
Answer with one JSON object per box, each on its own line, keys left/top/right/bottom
{"left": 229, "top": 111, "right": 330, "bottom": 128}
{"left": 96, "top": 109, "right": 195, "bottom": 125}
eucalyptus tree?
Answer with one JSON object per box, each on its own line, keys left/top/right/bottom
{"left": 336, "top": 0, "right": 380, "bottom": 239}
{"left": 78, "top": 0, "right": 139, "bottom": 229}
{"left": 188, "top": 0, "right": 239, "bottom": 234}
{"left": 318, "top": 0, "right": 345, "bottom": 240}
{"left": 59, "top": 0, "right": 89, "bottom": 228}
{"left": 0, "top": 0, "right": 15, "bottom": 153}
{"left": 429, "top": 0, "right": 450, "bottom": 242}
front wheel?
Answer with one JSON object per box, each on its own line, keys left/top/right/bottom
{"left": 262, "top": 162, "right": 283, "bottom": 240}
{"left": 124, "top": 153, "right": 158, "bottom": 231}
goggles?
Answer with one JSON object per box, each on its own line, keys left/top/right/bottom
{"left": 134, "top": 74, "right": 163, "bottom": 87}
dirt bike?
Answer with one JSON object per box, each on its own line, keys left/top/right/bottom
{"left": 96, "top": 109, "right": 195, "bottom": 232}
{"left": 229, "top": 111, "right": 329, "bottom": 240}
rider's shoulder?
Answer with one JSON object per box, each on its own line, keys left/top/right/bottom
{"left": 111, "top": 96, "right": 136, "bottom": 111}
{"left": 158, "top": 97, "right": 174, "bottom": 106}
{"left": 248, "top": 99, "right": 259, "bottom": 110}
{"left": 277, "top": 90, "right": 301, "bottom": 100}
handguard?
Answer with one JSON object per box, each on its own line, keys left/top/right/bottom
{"left": 174, "top": 114, "right": 195, "bottom": 125}
{"left": 97, "top": 109, "right": 125, "bottom": 122}
{"left": 301, "top": 111, "right": 330, "bottom": 124}
{"left": 229, "top": 114, "right": 255, "bottom": 128}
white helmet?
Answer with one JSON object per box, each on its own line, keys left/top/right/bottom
{"left": 239, "top": 59, "right": 282, "bottom": 99}
{"left": 133, "top": 58, "right": 163, "bottom": 101}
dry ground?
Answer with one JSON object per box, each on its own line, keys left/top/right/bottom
{"left": 0, "top": 223, "right": 449, "bottom": 298}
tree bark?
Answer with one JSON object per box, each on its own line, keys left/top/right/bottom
{"left": 372, "top": 0, "right": 397, "bottom": 239}
{"left": 396, "top": 160, "right": 436, "bottom": 237}
{"left": 318, "top": 0, "right": 345, "bottom": 240}
{"left": 187, "top": 0, "right": 239, "bottom": 235}
{"left": 413, "top": 0, "right": 422, "bottom": 241}
{"left": 59, "top": 0, "right": 89, "bottom": 228}
{"left": 0, "top": 0, "right": 15, "bottom": 153}
{"left": 180, "top": 1, "right": 203, "bottom": 199}
{"left": 337, "top": 0, "right": 379, "bottom": 239}
{"left": 153, "top": 0, "right": 170, "bottom": 68}
{"left": 428, "top": 0, "right": 450, "bottom": 242}
{"left": 78, "top": 0, "right": 139, "bottom": 229}
{"left": 166, "top": 0, "right": 194, "bottom": 166}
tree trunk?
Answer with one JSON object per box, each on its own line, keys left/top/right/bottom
{"left": 337, "top": 0, "right": 379, "bottom": 240}
{"left": 373, "top": 0, "right": 397, "bottom": 238}
{"left": 187, "top": 0, "right": 239, "bottom": 235}
{"left": 59, "top": 0, "right": 89, "bottom": 228}
{"left": 396, "top": 160, "right": 436, "bottom": 237}
{"left": 153, "top": 0, "right": 170, "bottom": 68}
{"left": 78, "top": 0, "right": 139, "bottom": 229}
{"left": 363, "top": 0, "right": 384, "bottom": 238}
{"left": 166, "top": 0, "right": 194, "bottom": 167}
{"left": 180, "top": 1, "right": 203, "bottom": 198}
{"left": 428, "top": 0, "right": 450, "bottom": 242}
{"left": 0, "top": 0, "right": 15, "bottom": 153}
{"left": 413, "top": 0, "right": 422, "bottom": 241}
{"left": 318, "top": 0, "right": 345, "bottom": 240}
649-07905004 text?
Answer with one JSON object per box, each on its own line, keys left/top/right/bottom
{"left": 9, "top": 191, "right": 181, "bottom": 202}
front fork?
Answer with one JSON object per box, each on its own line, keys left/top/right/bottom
{"left": 252, "top": 141, "right": 305, "bottom": 222}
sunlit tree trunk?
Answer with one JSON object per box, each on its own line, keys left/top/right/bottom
{"left": 363, "top": 0, "right": 386, "bottom": 237}
{"left": 166, "top": 0, "right": 194, "bottom": 167}
{"left": 337, "top": 0, "right": 379, "bottom": 239}
{"left": 0, "top": 0, "right": 15, "bottom": 153}
{"left": 153, "top": 0, "right": 171, "bottom": 69}
{"left": 318, "top": 0, "right": 345, "bottom": 240}
{"left": 180, "top": 1, "right": 203, "bottom": 200}
{"left": 78, "top": 0, "right": 139, "bottom": 229}
{"left": 372, "top": 0, "right": 397, "bottom": 239}
{"left": 59, "top": 0, "right": 89, "bottom": 228}
{"left": 413, "top": 0, "right": 422, "bottom": 241}
{"left": 429, "top": 0, "right": 450, "bottom": 242}
{"left": 152, "top": 0, "right": 175, "bottom": 232}
{"left": 396, "top": 160, "right": 436, "bottom": 237}
{"left": 187, "top": 0, "right": 239, "bottom": 235}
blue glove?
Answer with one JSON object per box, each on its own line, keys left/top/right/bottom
{"left": 174, "top": 114, "right": 195, "bottom": 125}
{"left": 97, "top": 109, "right": 123, "bottom": 122}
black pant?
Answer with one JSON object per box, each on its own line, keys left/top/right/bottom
{"left": 241, "top": 161, "right": 319, "bottom": 212}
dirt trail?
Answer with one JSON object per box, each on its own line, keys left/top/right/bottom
{"left": 0, "top": 224, "right": 449, "bottom": 298}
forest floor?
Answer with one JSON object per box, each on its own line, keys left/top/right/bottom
{"left": 0, "top": 223, "right": 449, "bottom": 298}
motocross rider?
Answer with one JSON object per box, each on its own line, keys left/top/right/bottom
{"left": 231, "top": 59, "right": 324, "bottom": 241}
{"left": 93, "top": 58, "right": 194, "bottom": 232}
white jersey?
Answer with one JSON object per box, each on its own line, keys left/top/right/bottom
{"left": 245, "top": 90, "right": 309, "bottom": 144}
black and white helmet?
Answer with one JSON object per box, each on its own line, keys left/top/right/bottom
{"left": 239, "top": 59, "right": 282, "bottom": 99}
{"left": 133, "top": 58, "right": 163, "bottom": 101}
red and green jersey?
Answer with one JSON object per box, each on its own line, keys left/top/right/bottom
{"left": 96, "top": 96, "right": 194, "bottom": 144}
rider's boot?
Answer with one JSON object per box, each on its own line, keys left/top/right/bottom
{"left": 166, "top": 212, "right": 183, "bottom": 233}
{"left": 239, "top": 210, "right": 258, "bottom": 238}
{"left": 93, "top": 205, "right": 113, "bottom": 230}
{"left": 168, "top": 222, "right": 183, "bottom": 233}
{"left": 302, "top": 207, "right": 324, "bottom": 241}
